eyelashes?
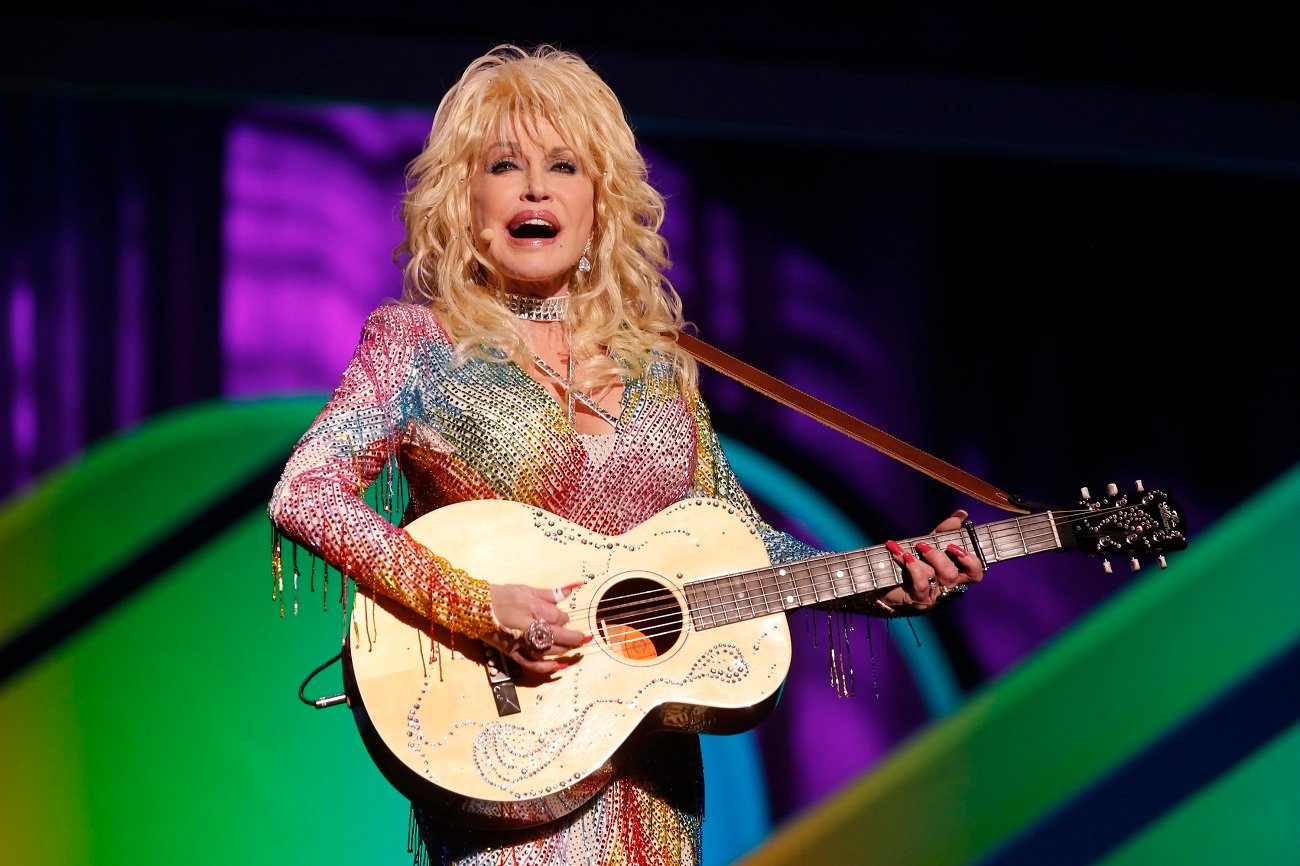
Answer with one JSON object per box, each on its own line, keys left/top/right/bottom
{"left": 486, "top": 157, "right": 580, "bottom": 175}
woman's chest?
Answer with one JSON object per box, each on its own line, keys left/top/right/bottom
{"left": 395, "top": 358, "right": 697, "bottom": 510}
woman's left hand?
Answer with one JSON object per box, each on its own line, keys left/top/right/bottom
{"left": 872, "top": 509, "right": 985, "bottom": 614}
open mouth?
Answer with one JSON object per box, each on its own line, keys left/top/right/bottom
{"left": 508, "top": 217, "right": 558, "bottom": 239}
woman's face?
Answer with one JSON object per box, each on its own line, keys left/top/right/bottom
{"left": 470, "top": 117, "right": 595, "bottom": 295}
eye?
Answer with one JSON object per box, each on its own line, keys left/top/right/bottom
{"left": 551, "top": 159, "right": 579, "bottom": 175}
{"left": 488, "top": 157, "right": 521, "bottom": 174}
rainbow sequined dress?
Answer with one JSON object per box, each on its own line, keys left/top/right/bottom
{"left": 268, "top": 302, "right": 817, "bottom": 865}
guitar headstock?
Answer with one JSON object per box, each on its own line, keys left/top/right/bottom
{"left": 1058, "top": 481, "right": 1189, "bottom": 573}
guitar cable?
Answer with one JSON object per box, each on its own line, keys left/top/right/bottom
{"left": 298, "top": 650, "right": 348, "bottom": 709}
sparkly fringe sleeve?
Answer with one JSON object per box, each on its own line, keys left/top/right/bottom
{"left": 267, "top": 303, "right": 495, "bottom": 639}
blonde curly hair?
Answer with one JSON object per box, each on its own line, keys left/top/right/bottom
{"left": 396, "top": 43, "right": 696, "bottom": 391}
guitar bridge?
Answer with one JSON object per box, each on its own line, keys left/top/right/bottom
{"left": 482, "top": 644, "right": 521, "bottom": 717}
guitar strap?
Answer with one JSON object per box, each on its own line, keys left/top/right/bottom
{"left": 676, "top": 332, "right": 1032, "bottom": 514}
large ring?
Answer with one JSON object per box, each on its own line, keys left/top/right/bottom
{"left": 524, "top": 619, "right": 554, "bottom": 653}
{"left": 928, "top": 577, "right": 942, "bottom": 593}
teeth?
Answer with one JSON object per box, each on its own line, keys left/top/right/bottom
{"left": 519, "top": 218, "right": 553, "bottom": 228}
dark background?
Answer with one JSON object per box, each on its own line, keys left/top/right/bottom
{"left": 5, "top": 2, "right": 1295, "bottom": 512}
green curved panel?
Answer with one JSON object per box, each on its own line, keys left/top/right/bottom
{"left": 0, "top": 396, "right": 412, "bottom": 865}
{"left": 0, "top": 397, "right": 321, "bottom": 642}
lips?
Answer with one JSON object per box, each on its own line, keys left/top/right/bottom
{"left": 507, "top": 211, "right": 559, "bottom": 239}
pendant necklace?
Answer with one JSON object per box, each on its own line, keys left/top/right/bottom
{"left": 532, "top": 354, "right": 620, "bottom": 430}
{"left": 501, "top": 292, "right": 618, "bottom": 430}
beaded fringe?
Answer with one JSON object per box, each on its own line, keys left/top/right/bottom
{"left": 269, "top": 454, "right": 411, "bottom": 679}
{"left": 270, "top": 454, "right": 407, "bottom": 602}
{"left": 807, "top": 607, "right": 924, "bottom": 701}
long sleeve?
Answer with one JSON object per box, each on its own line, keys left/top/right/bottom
{"left": 267, "top": 303, "right": 495, "bottom": 638}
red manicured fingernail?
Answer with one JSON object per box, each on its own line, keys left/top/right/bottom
{"left": 946, "top": 544, "right": 968, "bottom": 557}
{"left": 885, "top": 540, "right": 903, "bottom": 555}
{"left": 915, "top": 542, "right": 933, "bottom": 554}
{"left": 581, "top": 634, "right": 594, "bottom": 644}
{"left": 902, "top": 553, "right": 916, "bottom": 564}
{"left": 553, "top": 662, "right": 571, "bottom": 671}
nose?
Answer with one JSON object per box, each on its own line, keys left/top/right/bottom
{"left": 523, "top": 165, "right": 549, "bottom": 201}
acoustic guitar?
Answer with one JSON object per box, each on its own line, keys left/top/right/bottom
{"left": 340, "top": 483, "right": 1187, "bottom": 829}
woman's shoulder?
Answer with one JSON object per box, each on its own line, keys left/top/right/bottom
{"left": 360, "top": 300, "right": 450, "bottom": 344}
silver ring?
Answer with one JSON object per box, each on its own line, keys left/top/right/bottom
{"left": 524, "top": 619, "right": 554, "bottom": 653}
{"left": 928, "top": 577, "right": 941, "bottom": 592}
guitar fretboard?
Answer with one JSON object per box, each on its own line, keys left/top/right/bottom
{"left": 685, "top": 511, "right": 1061, "bottom": 629}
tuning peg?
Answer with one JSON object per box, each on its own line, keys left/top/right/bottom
{"left": 1102, "top": 559, "right": 1112, "bottom": 574}
{"left": 1107, "top": 483, "right": 1119, "bottom": 496}
{"left": 1158, "top": 555, "right": 1168, "bottom": 569}
{"left": 1129, "top": 556, "right": 1141, "bottom": 572}
{"left": 1135, "top": 480, "right": 1145, "bottom": 492}
{"left": 1080, "top": 486, "right": 1091, "bottom": 500}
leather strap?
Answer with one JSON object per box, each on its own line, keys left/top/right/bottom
{"left": 677, "top": 332, "right": 1030, "bottom": 514}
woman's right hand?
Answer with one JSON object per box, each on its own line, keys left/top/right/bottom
{"left": 486, "top": 582, "right": 590, "bottom": 674}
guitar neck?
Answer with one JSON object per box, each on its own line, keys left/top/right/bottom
{"left": 685, "top": 511, "right": 1063, "bottom": 629}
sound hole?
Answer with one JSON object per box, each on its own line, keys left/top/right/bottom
{"left": 596, "top": 576, "right": 682, "bottom": 661}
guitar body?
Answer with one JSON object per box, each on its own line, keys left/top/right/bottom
{"left": 341, "top": 497, "right": 791, "bottom": 829}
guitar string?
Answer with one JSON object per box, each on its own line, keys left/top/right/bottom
{"left": 590, "top": 522, "right": 1076, "bottom": 637}
{"left": 532, "top": 501, "right": 1143, "bottom": 633}
{"left": 592, "top": 532, "right": 1067, "bottom": 649}
{"left": 589, "top": 523, "right": 1079, "bottom": 641}
{"left": 585, "top": 521, "right": 1057, "bottom": 627}
{"left": 569, "top": 520, "right": 1066, "bottom": 647}
{"left": 552, "top": 502, "right": 1157, "bottom": 651}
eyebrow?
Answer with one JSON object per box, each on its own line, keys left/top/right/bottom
{"left": 485, "top": 141, "right": 578, "bottom": 159}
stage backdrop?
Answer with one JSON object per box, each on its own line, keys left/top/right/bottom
{"left": 3, "top": 79, "right": 1299, "bottom": 864}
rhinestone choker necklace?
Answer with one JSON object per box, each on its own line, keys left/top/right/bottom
{"left": 503, "top": 292, "right": 569, "bottom": 321}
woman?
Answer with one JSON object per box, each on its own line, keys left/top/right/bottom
{"left": 268, "top": 43, "right": 982, "bottom": 865}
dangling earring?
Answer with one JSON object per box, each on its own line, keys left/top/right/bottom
{"left": 578, "top": 237, "right": 592, "bottom": 273}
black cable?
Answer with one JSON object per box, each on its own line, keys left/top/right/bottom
{"left": 298, "top": 650, "right": 347, "bottom": 708}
